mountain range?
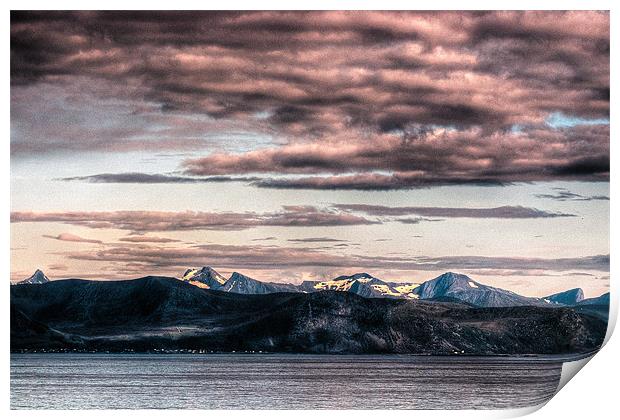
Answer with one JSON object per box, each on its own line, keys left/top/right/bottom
{"left": 17, "top": 267, "right": 609, "bottom": 310}
{"left": 178, "top": 266, "right": 609, "bottom": 309}
{"left": 10, "top": 276, "right": 607, "bottom": 355}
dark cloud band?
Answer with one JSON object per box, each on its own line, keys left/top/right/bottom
{"left": 61, "top": 241, "right": 610, "bottom": 275}
{"left": 333, "top": 204, "right": 575, "bottom": 219}
{"left": 535, "top": 187, "right": 609, "bottom": 202}
{"left": 11, "top": 207, "right": 378, "bottom": 233}
{"left": 60, "top": 173, "right": 260, "bottom": 184}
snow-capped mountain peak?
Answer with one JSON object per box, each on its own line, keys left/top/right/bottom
{"left": 307, "top": 273, "right": 410, "bottom": 299}
{"left": 172, "top": 266, "right": 591, "bottom": 309}
{"left": 412, "top": 272, "right": 544, "bottom": 307}
{"left": 224, "top": 272, "right": 256, "bottom": 292}
{"left": 413, "top": 272, "right": 476, "bottom": 298}
{"left": 181, "top": 266, "right": 227, "bottom": 290}
{"left": 223, "top": 272, "right": 299, "bottom": 294}
{"left": 19, "top": 269, "right": 50, "bottom": 285}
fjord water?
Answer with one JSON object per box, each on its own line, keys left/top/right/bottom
{"left": 11, "top": 353, "right": 562, "bottom": 410}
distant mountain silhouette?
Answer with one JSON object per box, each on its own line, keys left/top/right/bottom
{"left": 17, "top": 269, "right": 50, "bottom": 285}
{"left": 16, "top": 267, "right": 609, "bottom": 311}
{"left": 222, "top": 272, "right": 299, "bottom": 294}
{"left": 579, "top": 292, "right": 610, "bottom": 306}
{"left": 175, "top": 268, "right": 609, "bottom": 310}
{"left": 543, "top": 288, "right": 585, "bottom": 305}
{"left": 10, "top": 276, "right": 606, "bottom": 354}
{"left": 412, "top": 272, "right": 547, "bottom": 307}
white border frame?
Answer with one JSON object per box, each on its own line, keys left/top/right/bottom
{"left": 2, "top": 2, "right": 616, "bottom": 418}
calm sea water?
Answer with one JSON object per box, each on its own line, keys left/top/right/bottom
{"left": 11, "top": 353, "right": 562, "bottom": 410}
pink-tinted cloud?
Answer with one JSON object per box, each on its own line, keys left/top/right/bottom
{"left": 61, "top": 173, "right": 260, "bottom": 184}
{"left": 11, "top": 206, "right": 378, "bottom": 233}
{"left": 333, "top": 204, "right": 575, "bottom": 219}
{"left": 287, "top": 237, "right": 348, "bottom": 243}
{"left": 59, "top": 241, "right": 609, "bottom": 277}
{"left": 118, "top": 235, "right": 180, "bottom": 243}
{"left": 183, "top": 125, "right": 609, "bottom": 187}
{"left": 41, "top": 232, "right": 102, "bottom": 244}
{"left": 11, "top": 11, "right": 609, "bottom": 188}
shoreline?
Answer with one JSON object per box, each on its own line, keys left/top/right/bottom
{"left": 10, "top": 349, "right": 601, "bottom": 363}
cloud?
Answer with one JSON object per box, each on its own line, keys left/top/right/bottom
{"left": 396, "top": 217, "right": 442, "bottom": 224}
{"left": 60, "top": 171, "right": 512, "bottom": 191}
{"left": 269, "top": 206, "right": 379, "bottom": 227}
{"left": 118, "top": 235, "right": 180, "bottom": 243}
{"left": 182, "top": 125, "right": 609, "bottom": 189}
{"left": 252, "top": 172, "right": 510, "bottom": 190}
{"left": 191, "top": 124, "right": 606, "bottom": 169}
{"left": 10, "top": 78, "right": 276, "bottom": 156}
{"left": 287, "top": 237, "right": 348, "bottom": 243}
{"left": 61, "top": 173, "right": 260, "bottom": 184}
{"left": 332, "top": 204, "right": 575, "bottom": 219}
{"left": 535, "top": 187, "right": 609, "bottom": 201}
{"left": 11, "top": 11, "right": 609, "bottom": 188}
{"left": 412, "top": 254, "right": 609, "bottom": 273}
{"left": 41, "top": 232, "right": 102, "bottom": 244}
{"left": 11, "top": 12, "right": 609, "bottom": 126}
{"left": 457, "top": 269, "right": 597, "bottom": 278}
{"left": 60, "top": 240, "right": 610, "bottom": 277}
{"left": 11, "top": 206, "right": 378, "bottom": 233}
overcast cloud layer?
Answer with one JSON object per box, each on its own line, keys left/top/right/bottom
{"left": 11, "top": 11, "right": 609, "bottom": 189}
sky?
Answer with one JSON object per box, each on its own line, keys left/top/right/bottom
{"left": 10, "top": 11, "right": 609, "bottom": 298}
